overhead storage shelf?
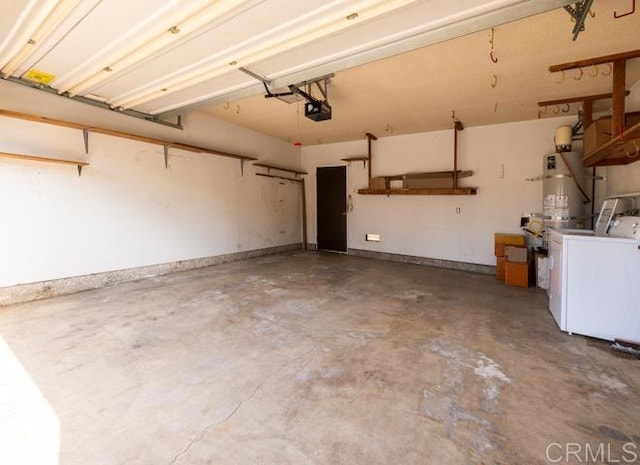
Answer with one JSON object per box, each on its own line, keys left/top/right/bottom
{"left": 0, "top": 151, "right": 88, "bottom": 175}
{"left": 358, "top": 187, "right": 477, "bottom": 196}
{"left": 583, "top": 121, "right": 640, "bottom": 166}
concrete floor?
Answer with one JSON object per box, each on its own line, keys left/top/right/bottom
{"left": 0, "top": 251, "right": 638, "bottom": 464}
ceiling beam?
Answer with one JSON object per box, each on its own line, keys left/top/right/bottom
{"left": 537, "top": 91, "right": 630, "bottom": 106}
{"left": 549, "top": 49, "right": 640, "bottom": 72}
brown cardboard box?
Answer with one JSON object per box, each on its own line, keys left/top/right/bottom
{"left": 626, "top": 111, "right": 640, "bottom": 128}
{"left": 369, "top": 177, "right": 387, "bottom": 189}
{"left": 496, "top": 256, "right": 505, "bottom": 280}
{"left": 584, "top": 117, "right": 612, "bottom": 154}
{"left": 505, "top": 246, "right": 528, "bottom": 263}
{"left": 584, "top": 113, "right": 640, "bottom": 154}
{"left": 403, "top": 177, "right": 454, "bottom": 189}
{"left": 505, "top": 261, "right": 529, "bottom": 288}
{"left": 494, "top": 233, "right": 525, "bottom": 257}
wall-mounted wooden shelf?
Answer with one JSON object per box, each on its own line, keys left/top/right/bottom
{"left": 583, "top": 121, "right": 640, "bottom": 166}
{"left": 253, "top": 162, "right": 307, "bottom": 176}
{"left": 358, "top": 187, "right": 477, "bottom": 196}
{"left": 0, "top": 109, "right": 256, "bottom": 173}
{"left": 341, "top": 155, "right": 369, "bottom": 168}
{"left": 0, "top": 151, "right": 88, "bottom": 176}
{"left": 255, "top": 172, "right": 302, "bottom": 183}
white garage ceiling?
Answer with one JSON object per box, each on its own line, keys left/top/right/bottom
{"left": 1, "top": 0, "right": 638, "bottom": 146}
{"left": 205, "top": 3, "right": 640, "bottom": 145}
{"left": 0, "top": 0, "right": 573, "bottom": 122}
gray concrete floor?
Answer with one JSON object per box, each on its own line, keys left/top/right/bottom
{"left": 0, "top": 251, "right": 638, "bottom": 464}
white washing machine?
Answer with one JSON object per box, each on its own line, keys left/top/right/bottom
{"left": 548, "top": 216, "right": 640, "bottom": 342}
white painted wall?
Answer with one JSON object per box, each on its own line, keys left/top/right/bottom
{"left": 0, "top": 80, "right": 302, "bottom": 287}
{"left": 302, "top": 116, "right": 577, "bottom": 266}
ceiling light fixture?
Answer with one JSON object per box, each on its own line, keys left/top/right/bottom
{"left": 108, "top": 0, "right": 417, "bottom": 110}
{"left": 61, "top": 0, "right": 249, "bottom": 97}
{"left": 1, "top": 0, "right": 82, "bottom": 77}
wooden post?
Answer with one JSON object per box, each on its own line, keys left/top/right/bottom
{"left": 612, "top": 59, "right": 626, "bottom": 137}
{"left": 301, "top": 177, "right": 307, "bottom": 250}
{"left": 582, "top": 100, "right": 593, "bottom": 128}
{"left": 365, "top": 132, "right": 377, "bottom": 188}
{"left": 453, "top": 121, "right": 464, "bottom": 189}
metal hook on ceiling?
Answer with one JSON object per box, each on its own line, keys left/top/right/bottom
{"left": 614, "top": 0, "right": 635, "bottom": 18}
{"left": 589, "top": 64, "right": 599, "bottom": 77}
{"left": 574, "top": 68, "right": 584, "bottom": 80}
{"left": 589, "top": 8, "right": 596, "bottom": 17}
{"left": 556, "top": 70, "right": 565, "bottom": 84}
{"left": 538, "top": 110, "right": 542, "bottom": 119}
{"left": 562, "top": 103, "right": 570, "bottom": 113}
{"left": 602, "top": 63, "right": 613, "bottom": 76}
{"left": 223, "top": 102, "right": 230, "bottom": 110}
{"left": 490, "top": 50, "right": 498, "bottom": 63}
{"left": 491, "top": 74, "right": 498, "bottom": 88}
{"left": 552, "top": 105, "right": 560, "bottom": 114}
{"left": 489, "top": 27, "right": 495, "bottom": 49}
{"left": 540, "top": 106, "right": 548, "bottom": 115}
{"left": 494, "top": 102, "right": 498, "bottom": 113}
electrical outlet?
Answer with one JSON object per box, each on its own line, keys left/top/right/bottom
{"left": 456, "top": 207, "right": 461, "bottom": 214}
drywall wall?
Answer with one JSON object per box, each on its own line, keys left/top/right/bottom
{"left": 302, "top": 116, "right": 578, "bottom": 266}
{"left": 0, "top": 80, "right": 302, "bottom": 287}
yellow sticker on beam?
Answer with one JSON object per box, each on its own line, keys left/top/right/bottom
{"left": 23, "top": 69, "right": 56, "bottom": 85}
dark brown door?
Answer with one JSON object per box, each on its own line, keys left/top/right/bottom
{"left": 316, "top": 166, "right": 347, "bottom": 252}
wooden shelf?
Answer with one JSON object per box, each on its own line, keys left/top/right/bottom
{"left": 253, "top": 162, "right": 307, "bottom": 175}
{"left": 341, "top": 156, "right": 369, "bottom": 162}
{"left": 583, "top": 121, "right": 640, "bottom": 167}
{"left": 0, "top": 109, "right": 257, "bottom": 163}
{"left": 256, "top": 172, "right": 302, "bottom": 183}
{"left": 358, "top": 187, "right": 477, "bottom": 196}
{"left": 342, "top": 156, "right": 369, "bottom": 168}
{"left": 0, "top": 151, "right": 88, "bottom": 175}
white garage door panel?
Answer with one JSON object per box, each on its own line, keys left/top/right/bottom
{"left": 88, "top": 0, "right": 335, "bottom": 100}
{"left": 21, "top": 0, "right": 181, "bottom": 84}
{"left": 252, "top": 0, "right": 527, "bottom": 78}
{"left": 135, "top": 71, "right": 256, "bottom": 114}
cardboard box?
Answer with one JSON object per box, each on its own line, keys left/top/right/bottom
{"left": 403, "top": 177, "right": 454, "bottom": 189}
{"left": 626, "top": 111, "right": 640, "bottom": 128}
{"left": 494, "top": 233, "right": 525, "bottom": 257}
{"left": 496, "top": 256, "right": 505, "bottom": 280}
{"left": 505, "top": 246, "right": 528, "bottom": 263}
{"left": 505, "top": 261, "right": 529, "bottom": 288}
{"left": 369, "top": 177, "right": 387, "bottom": 189}
{"left": 584, "top": 117, "right": 612, "bottom": 155}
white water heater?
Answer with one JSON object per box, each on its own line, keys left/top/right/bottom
{"left": 542, "top": 152, "right": 586, "bottom": 230}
